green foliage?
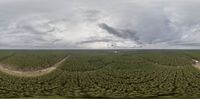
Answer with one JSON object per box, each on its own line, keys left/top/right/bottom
{"left": 136, "top": 51, "right": 193, "bottom": 66}
{"left": 0, "top": 51, "right": 15, "bottom": 61}
{"left": 0, "top": 50, "right": 200, "bottom": 98}
{"left": 0, "top": 51, "right": 67, "bottom": 70}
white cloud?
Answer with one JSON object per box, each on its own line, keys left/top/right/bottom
{"left": 0, "top": 0, "right": 200, "bottom": 49}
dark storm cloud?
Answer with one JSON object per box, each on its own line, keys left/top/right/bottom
{"left": 98, "top": 23, "right": 140, "bottom": 43}
{"left": 79, "top": 39, "right": 112, "bottom": 44}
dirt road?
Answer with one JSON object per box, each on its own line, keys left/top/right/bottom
{"left": 0, "top": 56, "right": 70, "bottom": 77}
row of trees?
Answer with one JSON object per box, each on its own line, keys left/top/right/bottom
{"left": 0, "top": 51, "right": 67, "bottom": 71}
{"left": 0, "top": 51, "right": 200, "bottom": 98}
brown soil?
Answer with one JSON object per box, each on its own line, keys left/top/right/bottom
{"left": 0, "top": 56, "right": 70, "bottom": 77}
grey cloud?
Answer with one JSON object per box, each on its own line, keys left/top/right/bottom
{"left": 98, "top": 23, "right": 140, "bottom": 43}
{"left": 173, "top": 41, "right": 200, "bottom": 47}
{"left": 99, "top": 23, "right": 123, "bottom": 37}
{"left": 51, "top": 39, "right": 63, "bottom": 44}
{"left": 22, "top": 25, "right": 55, "bottom": 35}
{"left": 78, "top": 39, "right": 113, "bottom": 44}
{"left": 1, "top": 0, "right": 200, "bottom": 49}
{"left": 177, "top": 43, "right": 200, "bottom": 46}
{"left": 83, "top": 10, "right": 101, "bottom": 22}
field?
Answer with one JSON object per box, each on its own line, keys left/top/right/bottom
{"left": 1, "top": 50, "right": 200, "bottom": 98}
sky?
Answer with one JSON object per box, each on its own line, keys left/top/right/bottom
{"left": 1, "top": 0, "right": 200, "bottom": 49}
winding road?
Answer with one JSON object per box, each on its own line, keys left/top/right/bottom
{"left": 0, "top": 56, "right": 70, "bottom": 77}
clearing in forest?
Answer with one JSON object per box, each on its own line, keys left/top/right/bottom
{"left": 0, "top": 56, "right": 70, "bottom": 77}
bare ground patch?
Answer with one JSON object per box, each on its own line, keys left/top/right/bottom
{"left": 0, "top": 56, "right": 70, "bottom": 77}
{"left": 192, "top": 59, "right": 200, "bottom": 70}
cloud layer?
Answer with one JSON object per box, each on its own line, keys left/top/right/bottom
{"left": 1, "top": 0, "right": 200, "bottom": 49}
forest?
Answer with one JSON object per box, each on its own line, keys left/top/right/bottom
{"left": 0, "top": 50, "right": 200, "bottom": 98}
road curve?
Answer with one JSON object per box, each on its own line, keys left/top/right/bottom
{"left": 0, "top": 56, "right": 70, "bottom": 77}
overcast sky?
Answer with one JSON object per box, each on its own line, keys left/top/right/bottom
{"left": 1, "top": 0, "right": 200, "bottom": 49}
